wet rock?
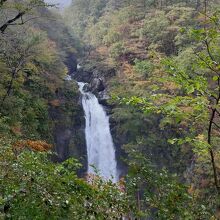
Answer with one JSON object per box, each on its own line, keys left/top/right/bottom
{"left": 97, "top": 90, "right": 110, "bottom": 106}
{"left": 73, "top": 69, "right": 93, "bottom": 83}
{"left": 91, "top": 78, "right": 105, "bottom": 93}
{"left": 82, "top": 83, "right": 90, "bottom": 92}
{"left": 49, "top": 81, "right": 87, "bottom": 176}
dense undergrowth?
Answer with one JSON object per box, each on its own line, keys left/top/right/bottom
{"left": 1, "top": 0, "right": 220, "bottom": 219}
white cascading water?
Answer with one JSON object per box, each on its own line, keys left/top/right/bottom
{"left": 78, "top": 82, "right": 118, "bottom": 182}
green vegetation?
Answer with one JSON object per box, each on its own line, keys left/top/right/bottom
{"left": 0, "top": 139, "right": 128, "bottom": 219}
{"left": 64, "top": 0, "right": 220, "bottom": 218}
{"left": 133, "top": 59, "right": 154, "bottom": 79}
{"left": 1, "top": 0, "right": 220, "bottom": 219}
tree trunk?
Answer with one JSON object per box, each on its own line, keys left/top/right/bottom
{"left": 208, "top": 108, "right": 220, "bottom": 192}
{"left": 0, "top": 12, "right": 25, "bottom": 33}
{"left": 2, "top": 70, "right": 16, "bottom": 103}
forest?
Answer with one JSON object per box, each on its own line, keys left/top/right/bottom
{"left": 1, "top": 0, "right": 220, "bottom": 219}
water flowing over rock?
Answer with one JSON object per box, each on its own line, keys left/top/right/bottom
{"left": 78, "top": 82, "right": 118, "bottom": 182}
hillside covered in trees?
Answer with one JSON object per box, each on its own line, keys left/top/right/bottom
{"left": 1, "top": 0, "right": 220, "bottom": 219}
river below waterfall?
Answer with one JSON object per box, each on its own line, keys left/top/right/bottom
{"left": 78, "top": 82, "right": 118, "bottom": 182}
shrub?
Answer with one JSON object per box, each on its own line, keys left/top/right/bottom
{"left": 0, "top": 140, "right": 129, "bottom": 219}
{"left": 109, "top": 42, "right": 126, "bottom": 60}
{"left": 134, "top": 59, "right": 154, "bottom": 78}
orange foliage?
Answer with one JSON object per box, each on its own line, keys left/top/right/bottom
{"left": 118, "top": 177, "right": 126, "bottom": 192}
{"left": 96, "top": 46, "right": 108, "bottom": 57}
{"left": 13, "top": 140, "right": 52, "bottom": 152}
{"left": 49, "top": 99, "right": 61, "bottom": 107}
{"left": 180, "top": 106, "right": 193, "bottom": 113}
{"left": 187, "top": 184, "right": 195, "bottom": 195}
{"left": 163, "top": 81, "right": 179, "bottom": 90}
{"left": 121, "top": 61, "right": 135, "bottom": 79}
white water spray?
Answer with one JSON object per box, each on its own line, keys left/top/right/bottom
{"left": 78, "top": 82, "right": 118, "bottom": 182}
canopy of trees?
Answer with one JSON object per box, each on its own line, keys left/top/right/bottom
{"left": 1, "top": 0, "right": 220, "bottom": 219}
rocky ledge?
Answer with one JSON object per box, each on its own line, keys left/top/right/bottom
{"left": 73, "top": 66, "right": 116, "bottom": 106}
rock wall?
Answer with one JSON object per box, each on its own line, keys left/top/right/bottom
{"left": 49, "top": 81, "right": 87, "bottom": 176}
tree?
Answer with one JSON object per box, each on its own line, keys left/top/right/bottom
{"left": 125, "top": 152, "right": 208, "bottom": 219}
{"left": 0, "top": 140, "right": 129, "bottom": 219}
{"left": 188, "top": 11, "right": 220, "bottom": 192}
{"left": 122, "top": 11, "right": 220, "bottom": 195}
{"left": 0, "top": 29, "right": 47, "bottom": 103}
{"left": 0, "top": 0, "right": 54, "bottom": 33}
{"left": 161, "top": 11, "right": 220, "bottom": 193}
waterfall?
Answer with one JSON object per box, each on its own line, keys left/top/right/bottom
{"left": 78, "top": 82, "right": 118, "bottom": 182}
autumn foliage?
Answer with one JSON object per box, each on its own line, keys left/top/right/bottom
{"left": 13, "top": 140, "right": 52, "bottom": 152}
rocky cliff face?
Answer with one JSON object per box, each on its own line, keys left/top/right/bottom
{"left": 73, "top": 65, "right": 115, "bottom": 103}
{"left": 49, "top": 80, "right": 87, "bottom": 176}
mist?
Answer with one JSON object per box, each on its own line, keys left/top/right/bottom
{"left": 45, "top": 0, "right": 71, "bottom": 8}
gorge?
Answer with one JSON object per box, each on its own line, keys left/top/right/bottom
{"left": 1, "top": 0, "right": 220, "bottom": 219}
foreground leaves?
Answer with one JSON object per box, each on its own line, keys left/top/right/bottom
{"left": 0, "top": 139, "right": 128, "bottom": 220}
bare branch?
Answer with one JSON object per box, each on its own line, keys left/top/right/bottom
{"left": 0, "top": 11, "right": 25, "bottom": 33}
{"left": 6, "top": 16, "right": 42, "bottom": 26}
{"left": 195, "top": 52, "right": 219, "bottom": 75}
{"left": 204, "top": 39, "right": 217, "bottom": 63}
{"left": 213, "top": 121, "right": 220, "bottom": 129}
{"left": 0, "top": 1, "right": 55, "bottom": 33}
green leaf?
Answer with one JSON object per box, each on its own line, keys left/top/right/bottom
{"left": 213, "top": 75, "right": 219, "bottom": 81}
